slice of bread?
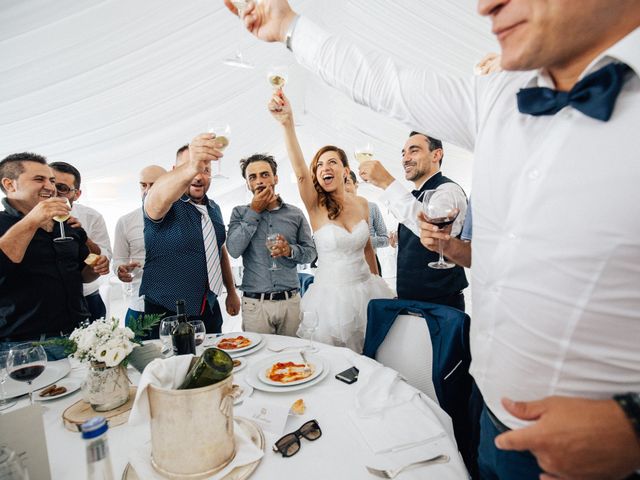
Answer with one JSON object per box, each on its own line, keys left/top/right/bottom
{"left": 84, "top": 253, "right": 99, "bottom": 266}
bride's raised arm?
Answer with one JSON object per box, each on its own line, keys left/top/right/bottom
{"left": 268, "top": 90, "right": 317, "bottom": 213}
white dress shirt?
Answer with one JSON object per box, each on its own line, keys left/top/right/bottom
{"left": 379, "top": 175, "right": 467, "bottom": 239}
{"left": 113, "top": 207, "right": 145, "bottom": 311}
{"left": 292, "top": 19, "right": 640, "bottom": 428}
{"left": 72, "top": 202, "right": 112, "bottom": 297}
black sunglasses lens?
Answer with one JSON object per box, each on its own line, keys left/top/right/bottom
{"left": 275, "top": 434, "right": 300, "bottom": 457}
{"left": 55, "top": 183, "right": 70, "bottom": 193}
{"left": 300, "top": 421, "right": 321, "bottom": 441}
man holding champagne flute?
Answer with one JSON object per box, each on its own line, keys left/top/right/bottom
{"left": 0, "top": 152, "right": 109, "bottom": 358}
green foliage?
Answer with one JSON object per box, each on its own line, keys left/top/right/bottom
{"left": 125, "top": 313, "right": 163, "bottom": 343}
{"left": 35, "top": 337, "right": 77, "bottom": 356}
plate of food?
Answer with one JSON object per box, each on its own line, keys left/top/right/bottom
{"left": 232, "top": 357, "right": 247, "bottom": 373}
{"left": 33, "top": 378, "right": 81, "bottom": 401}
{"left": 257, "top": 354, "right": 324, "bottom": 387}
{"left": 214, "top": 332, "right": 262, "bottom": 353}
{"left": 245, "top": 356, "right": 330, "bottom": 394}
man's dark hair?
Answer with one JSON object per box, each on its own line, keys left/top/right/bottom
{"left": 176, "top": 144, "right": 189, "bottom": 161}
{"left": 50, "top": 161, "right": 81, "bottom": 189}
{"left": 0, "top": 152, "right": 48, "bottom": 194}
{"left": 239, "top": 154, "right": 278, "bottom": 179}
{"left": 348, "top": 170, "right": 358, "bottom": 184}
{"left": 410, "top": 131, "right": 444, "bottom": 166}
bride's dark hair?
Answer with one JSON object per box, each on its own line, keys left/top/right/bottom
{"left": 310, "top": 145, "right": 349, "bottom": 220}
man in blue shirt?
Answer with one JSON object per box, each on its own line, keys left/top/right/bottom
{"left": 227, "top": 154, "right": 316, "bottom": 336}
{"left": 140, "top": 134, "right": 240, "bottom": 335}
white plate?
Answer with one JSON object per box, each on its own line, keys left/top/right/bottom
{"left": 256, "top": 354, "right": 324, "bottom": 387}
{"left": 228, "top": 339, "right": 266, "bottom": 358}
{"left": 33, "top": 378, "right": 81, "bottom": 401}
{"left": 246, "top": 356, "right": 331, "bottom": 393}
{"left": 3, "top": 358, "right": 71, "bottom": 399}
{"left": 232, "top": 357, "right": 247, "bottom": 373}
{"left": 214, "top": 332, "right": 263, "bottom": 354}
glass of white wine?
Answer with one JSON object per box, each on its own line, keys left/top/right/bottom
{"left": 207, "top": 123, "right": 231, "bottom": 179}
{"left": 223, "top": 0, "right": 254, "bottom": 69}
{"left": 354, "top": 142, "right": 374, "bottom": 165}
{"left": 265, "top": 233, "right": 281, "bottom": 271}
{"left": 267, "top": 66, "right": 288, "bottom": 91}
{"left": 53, "top": 197, "right": 73, "bottom": 243}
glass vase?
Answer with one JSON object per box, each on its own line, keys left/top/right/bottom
{"left": 82, "top": 362, "right": 130, "bottom": 412}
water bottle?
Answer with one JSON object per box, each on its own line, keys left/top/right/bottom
{"left": 81, "top": 417, "right": 114, "bottom": 480}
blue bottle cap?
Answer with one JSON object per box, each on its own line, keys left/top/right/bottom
{"left": 81, "top": 416, "right": 108, "bottom": 439}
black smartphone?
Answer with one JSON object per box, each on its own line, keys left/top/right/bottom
{"left": 335, "top": 366, "right": 359, "bottom": 384}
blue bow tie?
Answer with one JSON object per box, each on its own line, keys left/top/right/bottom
{"left": 517, "top": 63, "right": 630, "bottom": 121}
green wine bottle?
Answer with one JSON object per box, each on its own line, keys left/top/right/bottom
{"left": 178, "top": 347, "right": 234, "bottom": 390}
{"left": 171, "top": 300, "right": 195, "bottom": 356}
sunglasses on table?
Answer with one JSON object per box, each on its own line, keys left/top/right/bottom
{"left": 272, "top": 419, "right": 322, "bottom": 457}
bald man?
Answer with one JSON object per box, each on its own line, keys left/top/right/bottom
{"left": 113, "top": 165, "right": 166, "bottom": 324}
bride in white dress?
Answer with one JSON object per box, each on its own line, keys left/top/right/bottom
{"left": 269, "top": 91, "right": 394, "bottom": 352}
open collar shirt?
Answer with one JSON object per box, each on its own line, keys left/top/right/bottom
{"left": 292, "top": 19, "right": 640, "bottom": 428}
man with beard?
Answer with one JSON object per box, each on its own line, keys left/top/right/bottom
{"left": 227, "top": 154, "right": 315, "bottom": 336}
{"left": 358, "top": 131, "right": 468, "bottom": 310}
{"left": 140, "top": 137, "right": 240, "bottom": 336}
{"left": 0, "top": 153, "right": 109, "bottom": 356}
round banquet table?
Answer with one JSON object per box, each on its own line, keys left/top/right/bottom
{"left": 5, "top": 334, "right": 469, "bottom": 480}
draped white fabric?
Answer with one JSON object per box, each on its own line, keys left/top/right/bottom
{"left": 0, "top": 0, "right": 497, "bottom": 234}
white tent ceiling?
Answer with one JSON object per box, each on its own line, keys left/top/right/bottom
{"left": 0, "top": 0, "right": 498, "bottom": 236}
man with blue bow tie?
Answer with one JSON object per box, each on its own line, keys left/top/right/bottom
{"left": 227, "top": 0, "right": 640, "bottom": 478}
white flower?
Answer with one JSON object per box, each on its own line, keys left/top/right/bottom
{"left": 69, "top": 317, "right": 136, "bottom": 366}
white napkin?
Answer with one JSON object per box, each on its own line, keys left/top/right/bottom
{"left": 128, "top": 355, "right": 193, "bottom": 426}
{"left": 129, "top": 417, "right": 264, "bottom": 480}
{"left": 349, "top": 358, "right": 446, "bottom": 454}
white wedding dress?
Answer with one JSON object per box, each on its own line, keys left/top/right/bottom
{"left": 300, "top": 220, "right": 395, "bottom": 352}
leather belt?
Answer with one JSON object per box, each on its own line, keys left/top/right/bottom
{"left": 243, "top": 288, "right": 299, "bottom": 301}
{"left": 485, "top": 405, "right": 511, "bottom": 434}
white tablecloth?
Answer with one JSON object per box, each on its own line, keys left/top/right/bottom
{"left": 6, "top": 335, "right": 469, "bottom": 480}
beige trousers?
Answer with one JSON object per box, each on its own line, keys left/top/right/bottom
{"left": 241, "top": 293, "right": 302, "bottom": 337}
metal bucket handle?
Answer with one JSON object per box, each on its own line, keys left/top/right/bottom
{"left": 220, "top": 384, "right": 240, "bottom": 434}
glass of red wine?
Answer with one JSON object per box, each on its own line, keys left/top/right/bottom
{"left": 7, "top": 343, "right": 47, "bottom": 405}
{"left": 422, "top": 189, "right": 460, "bottom": 269}
{"left": 188, "top": 320, "right": 206, "bottom": 348}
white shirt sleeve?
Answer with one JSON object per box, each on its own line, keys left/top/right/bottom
{"left": 87, "top": 211, "right": 112, "bottom": 260}
{"left": 292, "top": 17, "right": 478, "bottom": 152}
{"left": 112, "top": 215, "right": 128, "bottom": 275}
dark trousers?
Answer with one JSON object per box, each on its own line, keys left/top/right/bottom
{"left": 143, "top": 298, "right": 223, "bottom": 339}
{"left": 85, "top": 291, "right": 106, "bottom": 321}
{"left": 478, "top": 406, "right": 542, "bottom": 480}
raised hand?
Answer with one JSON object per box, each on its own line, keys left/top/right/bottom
{"left": 251, "top": 185, "right": 278, "bottom": 213}
{"left": 89, "top": 255, "right": 110, "bottom": 276}
{"left": 268, "top": 89, "right": 293, "bottom": 125}
{"left": 25, "top": 198, "right": 70, "bottom": 232}
{"left": 270, "top": 234, "right": 291, "bottom": 258}
{"left": 224, "top": 0, "right": 297, "bottom": 43}
{"left": 188, "top": 133, "right": 224, "bottom": 174}
{"left": 418, "top": 211, "right": 452, "bottom": 252}
{"left": 117, "top": 261, "right": 141, "bottom": 282}
{"left": 358, "top": 159, "right": 395, "bottom": 189}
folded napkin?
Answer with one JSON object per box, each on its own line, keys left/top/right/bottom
{"left": 129, "top": 417, "right": 264, "bottom": 480}
{"left": 349, "top": 358, "right": 445, "bottom": 454}
{"left": 128, "top": 355, "right": 193, "bottom": 426}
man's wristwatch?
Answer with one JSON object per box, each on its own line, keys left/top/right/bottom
{"left": 613, "top": 393, "right": 640, "bottom": 439}
{"left": 285, "top": 14, "right": 300, "bottom": 52}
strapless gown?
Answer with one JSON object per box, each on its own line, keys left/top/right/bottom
{"left": 300, "top": 220, "right": 395, "bottom": 352}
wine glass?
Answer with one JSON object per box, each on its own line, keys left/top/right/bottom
{"left": 267, "top": 66, "right": 288, "bottom": 90}
{"left": 265, "top": 233, "right": 281, "bottom": 271}
{"left": 353, "top": 142, "right": 374, "bottom": 165}
{"left": 223, "top": 0, "right": 254, "bottom": 69}
{"left": 207, "top": 123, "right": 231, "bottom": 179}
{"left": 53, "top": 197, "right": 73, "bottom": 243}
{"left": 7, "top": 343, "right": 47, "bottom": 405}
{"left": 297, "top": 311, "right": 319, "bottom": 353}
{"left": 159, "top": 318, "right": 178, "bottom": 355}
{"left": 422, "top": 189, "right": 460, "bottom": 269}
{"left": 0, "top": 351, "right": 17, "bottom": 411}
{"left": 189, "top": 320, "right": 206, "bottom": 348}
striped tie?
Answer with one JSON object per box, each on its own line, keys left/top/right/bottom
{"left": 194, "top": 204, "right": 224, "bottom": 296}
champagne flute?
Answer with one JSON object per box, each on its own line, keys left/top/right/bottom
{"left": 7, "top": 343, "right": 47, "bottom": 405}
{"left": 422, "top": 189, "right": 460, "bottom": 269}
{"left": 188, "top": 320, "right": 206, "bottom": 347}
{"left": 265, "top": 233, "right": 281, "bottom": 271}
{"left": 297, "top": 311, "right": 319, "bottom": 353}
{"left": 207, "top": 123, "right": 231, "bottom": 179}
{"left": 267, "top": 66, "right": 288, "bottom": 90}
{"left": 354, "top": 142, "right": 374, "bottom": 164}
{"left": 53, "top": 197, "right": 73, "bottom": 243}
{"left": 223, "top": 0, "right": 254, "bottom": 69}
{"left": 0, "top": 352, "right": 17, "bottom": 411}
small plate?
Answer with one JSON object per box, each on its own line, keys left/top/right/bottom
{"left": 232, "top": 357, "right": 247, "bottom": 373}
{"left": 215, "top": 332, "right": 263, "bottom": 353}
{"left": 3, "top": 358, "right": 71, "bottom": 399}
{"left": 257, "top": 354, "right": 324, "bottom": 387}
{"left": 246, "top": 356, "right": 330, "bottom": 393}
{"left": 33, "top": 378, "right": 81, "bottom": 401}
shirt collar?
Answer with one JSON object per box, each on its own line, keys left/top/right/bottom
{"left": 1, "top": 198, "right": 23, "bottom": 218}
{"left": 522, "top": 26, "right": 640, "bottom": 89}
